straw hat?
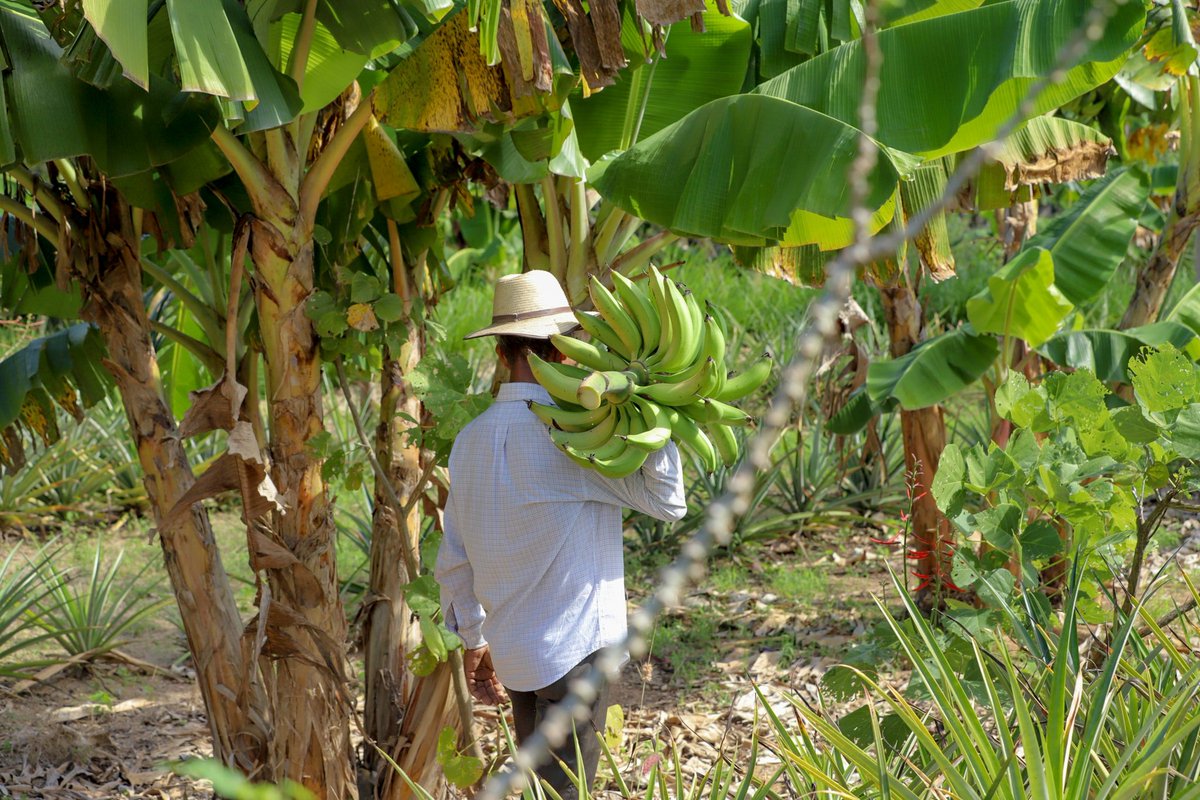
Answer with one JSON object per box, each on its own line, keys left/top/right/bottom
{"left": 465, "top": 270, "right": 581, "bottom": 340}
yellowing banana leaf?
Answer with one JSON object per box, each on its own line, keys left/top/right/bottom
{"left": 754, "top": 0, "right": 1144, "bottom": 159}
{"left": 571, "top": 0, "right": 751, "bottom": 160}
{"left": 362, "top": 115, "right": 419, "bottom": 203}
{"left": 899, "top": 158, "right": 954, "bottom": 281}
{"left": 1025, "top": 167, "right": 1149, "bottom": 305}
{"left": 0, "top": 324, "right": 110, "bottom": 467}
{"left": 0, "top": 4, "right": 219, "bottom": 176}
{"left": 588, "top": 93, "right": 902, "bottom": 248}
{"left": 373, "top": 10, "right": 565, "bottom": 133}
{"left": 966, "top": 247, "right": 1072, "bottom": 348}
{"left": 867, "top": 326, "right": 998, "bottom": 409}
{"left": 81, "top": 0, "right": 149, "bottom": 88}
{"left": 967, "top": 116, "right": 1113, "bottom": 209}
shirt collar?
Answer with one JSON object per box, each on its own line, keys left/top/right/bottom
{"left": 496, "top": 382, "right": 553, "bottom": 404}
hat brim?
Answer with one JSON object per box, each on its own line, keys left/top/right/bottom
{"left": 464, "top": 312, "right": 582, "bottom": 340}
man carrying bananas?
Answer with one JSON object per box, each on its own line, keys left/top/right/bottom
{"left": 437, "top": 270, "right": 687, "bottom": 798}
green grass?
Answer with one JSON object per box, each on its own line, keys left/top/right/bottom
{"left": 766, "top": 566, "right": 828, "bottom": 602}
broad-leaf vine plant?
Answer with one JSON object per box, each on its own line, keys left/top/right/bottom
{"left": 930, "top": 345, "right": 1200, "bottom": 647}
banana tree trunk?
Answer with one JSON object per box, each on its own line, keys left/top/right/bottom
{"left": 83, "top": 239, "right": 269, "bottom": 772}
{"left": 1120, "top": 204, "right": 1200, "bottom": 329}
{"left": 250, "top": 209, "right": 354, "bottom": 798}
{"left": 363, "top": 320, "right": 459, "bottom": 800}
{"left": 879, "top": 283, "right": 954, "bottom": 605}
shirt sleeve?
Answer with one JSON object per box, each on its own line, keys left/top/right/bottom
{"left": 583, "top": 441, "right": 688, "bottom": 522}
{"left": 435, "top": 489, "right": 488, "bottom": 649}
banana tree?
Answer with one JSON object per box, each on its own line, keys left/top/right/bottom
{"left": 0, "top": 0, "right": 727, "bottom": 795}
{"left": 587, "top": 0, "right": 1146, "bottom": 599}
{"left": 1121, "top": 1, "right": 1200, "bottom": 328}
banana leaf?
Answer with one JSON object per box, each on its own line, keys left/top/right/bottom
{"left": 80, "top": 0, "right": 149, "bottom": 88}
{"left": 588, "top": 93, "right": 903, "bottom": 248}
{"left": 967, "top": 116, "right": 1113, "bottom": 210}
{"left": 0, "top": 324, "right": 111, "bottom": 467}
{"left": 571, "top": 0, "right": 751, "bottom": 160}
{"left": 1025, "top": 167, "right": 1149, "bottom": 305}
{"left": 880, "top": 0, "right": 985, "bottom": 28}
{"left": 753, "top": 0, "right": 1144, "bottom": 159}
{"left": 270, "top": 13, "right": 368, "bottom": 114}
{"left": 867, "top": 326, "right": 998, "bottom": 409}
{"left": 966, "top": 247, "right": 1072, "bottom": 348}
{"left": 246, "top": 0, "right": 418, "bottom": 59}
{"left": 0, "top": 3, "right": 219, "bottom": 176}
{"left": 1038, "top": 322, "right": 1199, "bottom": 383}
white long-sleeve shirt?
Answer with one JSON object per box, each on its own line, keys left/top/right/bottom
{"left": 436, "top": 382, "right": 687, "bottom": 692}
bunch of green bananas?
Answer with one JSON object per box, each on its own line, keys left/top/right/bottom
{"left": 526, "top": 265, "right": 772, "bottom": 478}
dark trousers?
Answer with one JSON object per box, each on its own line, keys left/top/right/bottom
{"left": 507, "top": 651, "right": 611, "bottom": 800}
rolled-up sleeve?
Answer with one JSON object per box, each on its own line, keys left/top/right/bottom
{"left": 435, "top": 493, "right": 488, "bottom": 649}
{"left": 585, "top": 441, "right": 687, "bottom": 522}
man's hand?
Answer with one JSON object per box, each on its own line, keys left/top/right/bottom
{"left": 463, "top": 645, "right": 507, "bottom": 705}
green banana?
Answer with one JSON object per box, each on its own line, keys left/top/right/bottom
{"left": 707, "top": 422, "right": 739, "bottom": 468}
{"left": 529, "top": 354, "right": 588, "bottom": 407}
{"left": 589, "top": 276, "right": 642, "bottom": 359}
{"left": 611, "top": 270, "right": 660, "bottom": 359}
{"left": 669, "top": 409, "right": 718, "bottom": 474}
{"left": 551, "top": 333, "right": 628, "bottom": 372}
{"left": 699, "top": 311, "right": 727, "bottom": 396}
{"left": 549, "top": 405, "right": 618, "bottom": 450}
{"left": 590, "top": 445, "right": 649, "bottom": 479}
{"left": 575, "top": 310, "right": 632, "bottom": 360}
{"left": 645, "top": 267, "right": 675, "bottom": 369}
{"left": 650, "top": 342, "right": 712, "bottom": 384}
{"left": 602, "top": 371, "right": 637, "bottom": 405}
{"left": 715, "top": 355, "right": 773, "bottom": 403}
{"left": 576, "top": 410, "right": 631, "bottom": 459}
{"left": 636, "top": 357, "right": 714, "bottom": 406}
{"left": 621, "top": 396, "right": 672, "bottom": 451}
{"left": 705, "top": 398, "right": 754, "bottom": 425}
{"left": 654, "top": 279, "right": 695, "bottom": 373}
{"left": 527, "top": 401, "right": 609, "bottom": 432}
{"left": 577, "top": 371, "right": 609, "bottom": 410}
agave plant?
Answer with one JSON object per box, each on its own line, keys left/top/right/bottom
{"left": 0, "top": 544, "right": 67, "bottom": 679}
{"left": 31, "top": 544, "right": 169, "bottom": 659}
{"left": 762, "top": 564, "right": 1200, "bottom": 799}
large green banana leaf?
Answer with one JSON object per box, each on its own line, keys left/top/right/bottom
{"left": 248, "top": 0, "right": 419, "bottom": 60}
{"left": 0, "top": 4, "right": 219, "bottom": 176}
{"left": 76, "top": 0, "right": 303, "bottom": 129}
{"left": 270, "top": 14, "right": 368, "bottom": 114}
{"left": 754, "top": 0, "right": 1143, "bottom": 159}
{"left": 1025, "top": 167, "right": 1149, "bottom": 305}
{"left": 588, "top": 93, "right": 902, "bottom": 248}
{"left": 80, "top": 0, "right": 149, "bottom": 88}
{"left": 881, "top": 0, "right": 985, "bottom": 28}
{"left": 571, "top": 0, "right": 751, "bottom": 161}
{"left": 0, "top": 324, "right": 110, "bottom": 468}
{"left": 966, "top": 247, "right": 1072, "bottom": 348}
{"left": 867, "top": 326, "right": 998, "bottom": 409}
{"left": 1039, "top": 322, "right": 1199, "bottom": 383}
{"left": 0, "top": 236, "right": 80, "bottom": 319}
{"left": 1167, "top": 282, "right": 1200, "bottom": 338}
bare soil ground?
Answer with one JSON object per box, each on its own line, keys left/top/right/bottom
{"left": 2, "top": 515, "right": 1196, "bottom": 799}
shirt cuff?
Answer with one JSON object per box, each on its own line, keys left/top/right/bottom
{"left": 445, "top": 605, "right": 487, "bottom": 649}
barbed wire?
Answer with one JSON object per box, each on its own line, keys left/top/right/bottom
{"left": 475, "top": 0, "right": 1131, "bottom": 796}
